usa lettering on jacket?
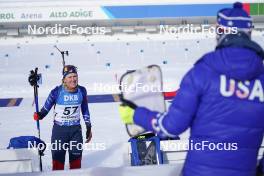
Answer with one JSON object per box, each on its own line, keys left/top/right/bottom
{"left": 220, "top": 75, "right": 264, "bottom": 102}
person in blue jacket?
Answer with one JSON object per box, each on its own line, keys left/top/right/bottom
{"left": 119, "top": 2, "right": 264, "bottom": 176}
{"left": 33, "top": 65, "right": 92, "bottom": 170}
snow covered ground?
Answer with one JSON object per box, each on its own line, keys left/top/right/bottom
{"left": 0, "top": 31, "right": 264, "bottom": 174}
{"left": 7, "top": 164, "right": 184, "bottom": 176}
{"left": 0, "top": 99, "right": 129, "bottom": 170}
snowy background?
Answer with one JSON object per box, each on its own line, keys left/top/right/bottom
{"left": 0, "top": 31, "right": 264, "bottom": 173}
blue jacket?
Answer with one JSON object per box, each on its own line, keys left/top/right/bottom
{"left": 134, "top": 33, "right": 264, "bottom": 176}
{"left": 39, "top": 85, "right": 91, "bottom": 127}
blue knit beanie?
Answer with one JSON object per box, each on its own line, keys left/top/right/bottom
{"left": 217, "top": 2, "right": 252, "bottom": 31}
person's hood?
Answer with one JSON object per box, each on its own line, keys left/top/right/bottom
{"left": 200, "top": 32, "right": 264, "bottom": 81}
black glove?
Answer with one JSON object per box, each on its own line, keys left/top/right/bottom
{"left": 28, "top": 70, "right": 40, "bottom": 86}
{"left": 86, "top": 126, "right": 91, "bottom": 138}
{"left": 119, "top": 95, "right": 137, "bottom": 109}
{"left": 85, "top": 124, "right": 92, "bottom": 143}
{"left": 33, "top": 112, "right": 44, "bottom": 120}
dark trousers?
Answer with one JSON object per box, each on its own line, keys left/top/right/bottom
{"left": 51, "top": 124, "right": 83, "bottom": 170}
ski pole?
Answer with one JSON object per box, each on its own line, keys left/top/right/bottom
{"left": 29, "top": 67, "right": 43, "bottom": 171}
{"left": 33, "top": 79, "right": 40, "bottom": 139}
